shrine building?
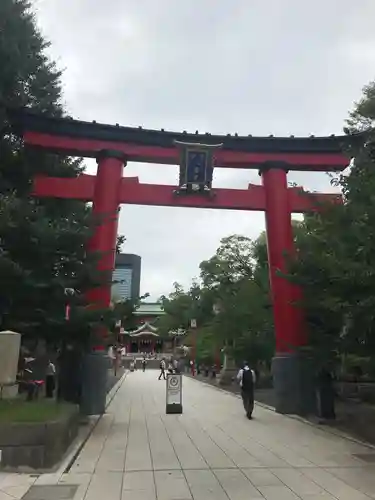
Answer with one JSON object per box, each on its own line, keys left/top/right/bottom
{"left": 122, "top": 302, "right": 164, "bottom": 353}
{"left": 121, "top": 302, "right": 185, "bottom": 354}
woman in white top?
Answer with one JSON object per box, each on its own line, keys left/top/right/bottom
{"left": 46, "top": 360, "right": 56, "bottom": 398}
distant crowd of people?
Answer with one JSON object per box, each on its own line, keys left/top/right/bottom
{"left": 17, "top": 344, "right": 69, "bottom": 402}
{"left": 157, "top": 357, "right": 179, "bottom": 379}
{"left": 129, "top": 356, "right": 180, "bottom": 378}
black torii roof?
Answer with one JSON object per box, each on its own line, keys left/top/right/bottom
{"left": 6, "top": 107, "right": 365, "bottom": 154}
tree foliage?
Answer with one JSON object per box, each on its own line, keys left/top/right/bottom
{"left": 0, "top": 0, "right": 114, "bottom": 345}
{"left": 159, "top": 235, "right": 274, "bottom": 367}
{"left": 157, "top": 282, "right": 212, "bottom": 338}
{"left": 287, "top": 80, "right": 375, "bottom": 370}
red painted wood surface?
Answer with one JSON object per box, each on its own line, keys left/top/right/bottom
{"left": 33, "top": 175, "right": 341, "bottom": 213}
{"left": 262, "top": 168, "right": 307, "bottom": 352}
{"left": 25, "top": 130, "right": 349, "bottom": 171}
{"left": 85, "top": 156, "right": 124, "bottom": 310}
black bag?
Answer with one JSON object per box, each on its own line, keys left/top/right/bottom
{"left": 242, "top": 369, "right": 254, "bottom": 392}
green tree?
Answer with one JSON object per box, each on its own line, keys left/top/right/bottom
{"left": 345, "top": 81, "right": 375, "bottom": 133}
{"left": 287, "top": 81, "right": 375, "bottom": 370}
{"left": 194, "top": 325, "right": 216, "bottom": 365}
{"left": 0, "top": 0, "right": 110, "bottom": 345}
{"left": 156, "top": 234, "right": 275, "bottom": 367}
{"left": 200, "top": 235, "right": 254, "bottom": 290}
{"left": 157, "top": 283, "right": 197, "bottom": 337}
{"left": 199, "top": 234, "right": 274, "bottom": 366}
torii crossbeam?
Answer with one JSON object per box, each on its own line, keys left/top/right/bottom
{"left": 33, "top": 174, "right": 341, "bottom": 212}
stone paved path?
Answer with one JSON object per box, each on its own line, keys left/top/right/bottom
{"left": 2, "top": 370, "right": 375, "bottom": 500}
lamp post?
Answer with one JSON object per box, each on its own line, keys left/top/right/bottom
{"left": 190, "top": 318, "right": 197, "bottom": 375}
{"left": 213, "top": 300, "right": 237, "bottom": 385}
{"left": 212, "top": 302, "right": 222, "bottom": 372}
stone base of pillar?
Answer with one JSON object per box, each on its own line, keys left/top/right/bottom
{"left": 272, "top": 352, "right": 316, "bottom": 416}
{"left": 0, "top": 383, "right": 18, "bottom": 399}
{"left": 80, "top": 352, "right": 108, "bottom": 416}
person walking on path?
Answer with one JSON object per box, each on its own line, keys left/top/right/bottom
{"left": 158, "top": 358, "right": 166, "bottom": 380}
{"left": 142, "top": 357, "right": 147, "bottom": 372}
{"left": 237, "top": 361, "right": 256, "bottom": 419}
{"left": 167, "top": 359, "right": 174, "bottom": 374}
{"left": 172, "top": 358, "right": 179, "bottom": 373}
{"left": 45, "top": 359, "right": 56, "bottom": 398}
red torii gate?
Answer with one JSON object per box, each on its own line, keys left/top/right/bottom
{"left": 9, "top": 108, "right": 359, "bottom": 414}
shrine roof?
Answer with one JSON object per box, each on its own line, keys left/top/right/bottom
{"left": 130, "top": 331, "right": 159, "bottom": 337}
{"left": 125, "top": 322, "right": 160, "bottom": 337}
{"left": 8, "top": 108, "right": 364, "bottom": 156}
{"left": 134, "top": 302, "right": 165, "bottom": 316}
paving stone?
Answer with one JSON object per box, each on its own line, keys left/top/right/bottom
{"left": 122, "top": 471, "right": 154, "bottom": 492}
{"left": 258, "top": 485, "right": 300, "bottom": 500}
{"left": 300, "top": 468, "right": 371, "bottom": 500}
{"left": 0, "top": 484, "right": 31, "bottom": 499}
{"left": 122, "top": 471, "right": 156, "bottom": 500}
{"left": 154, "top": 470, "right": 191, "bottom": 500}
{"left": 21, "top": 484, "right": 78, "bottom": 500}
{"left": 84, "top": 472, "right": 122, "bottom": 500}
{"left": 146, "top": 415, "right": 181, "bottom": 470}
{"left": 213, "top": 468, "right": 263, "bottom": 499}
{"left": 270, "top": 468, "right": 324, "bottom": 496}
{"left": 7, "top": 370, "right": 375, "bottom": 500}
{"left": 184, "top": 469, "right": 228, "bottom": 500}
{"left": 162, "top": 416, "right": 208, "bottom": 470}
{"left": 180, "top": 417, "right": 236, "bottom": 469}
{"left": 241, "top": 468, "right": 283, "bottom": 487}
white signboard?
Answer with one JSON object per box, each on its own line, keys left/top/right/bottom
{"left": 166, "top": 374, "right": 182, "bottom": 405}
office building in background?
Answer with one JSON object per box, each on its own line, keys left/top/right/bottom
{"left": 112, "top": 253, "right": 141, "bottom": 301}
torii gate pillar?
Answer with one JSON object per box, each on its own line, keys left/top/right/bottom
{"left": 80, "top": 150, "right": 126, "bottom": 415}
{"left": 261, "top": 163, "right": 315, "bottom": 415}
{"left": 86, "top": 150, "right": 126, "bottom": 354}
{"left": 87, "top": 150, "right": 126, "bottom": 308}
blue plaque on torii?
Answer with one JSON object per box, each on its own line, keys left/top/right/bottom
{"left": 174, "top": 141, "right": 222, "bottom": 195}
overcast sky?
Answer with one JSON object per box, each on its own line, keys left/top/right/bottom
{"left": 33, "top": 0, "right": 375, "bottom": 300}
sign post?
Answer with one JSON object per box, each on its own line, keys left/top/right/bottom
{"left": 166, "top": 373, "right": 183, "bottom": 414}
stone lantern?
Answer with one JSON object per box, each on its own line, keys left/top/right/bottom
{"left": 0, "top": 330, "right": 21, "bottom": 398}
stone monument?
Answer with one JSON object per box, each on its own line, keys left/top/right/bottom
{"left": 218, "top": 352, "right": 238, "bottom": 386}
{"left": 0, "top": 330, "right": 21, "bottom": 398}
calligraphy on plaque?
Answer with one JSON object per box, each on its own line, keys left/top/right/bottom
{"left": 174, "top": 141, "right": 222, "bottom": 195}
